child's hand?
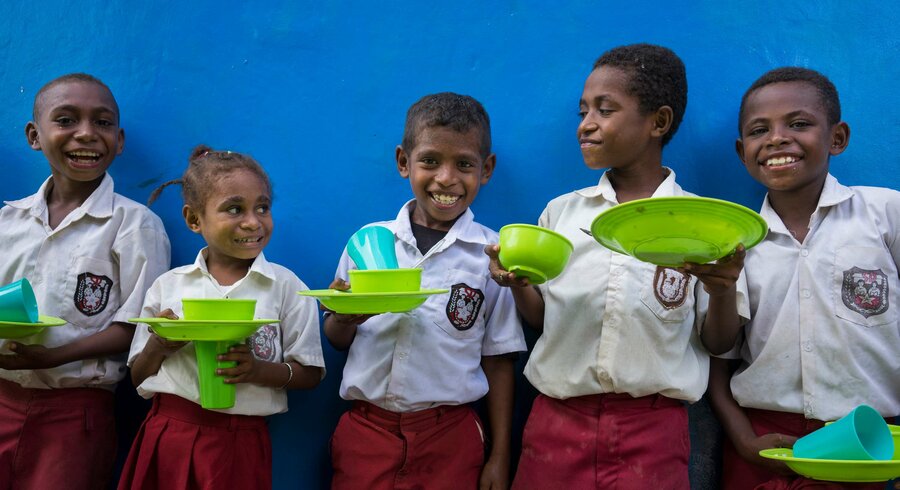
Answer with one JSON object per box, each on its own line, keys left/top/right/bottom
{"left": 321, "top": 278, "right": 375, "bottom": 325}
{"left": 217, "top": 344, "right": 259, "bottom": 384}
{"left": 484, "top": 244, "right": 530, "bottom": 288}
{"left": 737, "top": 431, "right": 798, "bottom": 476}
{"left": 144, "top": 308, "right": 188, "bottom": 355}
{"left": 479, "top": 456, "right": 509, "bottom": 490}
{"left": 682, "top": 244, "right": 746, "bottom": 296}
{"left": 0, "top": 342, "right": 60, "bottom": 370}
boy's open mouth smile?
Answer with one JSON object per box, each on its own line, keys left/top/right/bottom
{"left": 430, "top": 192, "right": 460, "bottom": 207}
{"left": 761, "top": 154, "right": 801, "bottom": 168}
{"left": 66, "top": 150, "right": 102, "bottom": 167}
{"left": 235, "top": 236, "right": 264, "bottom": 245}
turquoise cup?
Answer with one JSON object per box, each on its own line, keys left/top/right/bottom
{"left": 347, "top": 226, "right": 399, "bottom": 270}
{"left": 0, "top": 278, "right": 39, "bottom": 323}
{"left": 793, "top": 404, "right": 894, "bottom": 460}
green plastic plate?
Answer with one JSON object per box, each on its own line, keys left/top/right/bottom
{"left": 129, "top": 318, "right": 278, "bottom": 341}
{"left": 591, "top": 196, "right": 768, "bottom": 267}
{"left": 759, "top": 448, "right": 900, "bottom": 482}
{"left": 0, "top": 315, "right": 66, "bottom": 339}
{"left": 298, "top": 289, "right": 448, "bottom": 314}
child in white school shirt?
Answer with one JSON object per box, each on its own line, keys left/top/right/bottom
{"left": 0, "top": 73, "right": 170, "bottom": 490}
{"left": 709, "top": 67, "right": 900, "bottom": 490}
{"left": 323, "top": 93, "right": 526, "bottom": 490}
{"left": 118, "top": 145, "right": 325, "bottom": 489}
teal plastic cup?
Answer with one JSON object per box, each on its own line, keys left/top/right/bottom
{"left": 793, "top": 404, "right": 894, "bottom": 460}
{"left": 347, "top": 226, "right": 399, "bottom": 270}
{"left": 182, "top": 298, "right": 257, "bottom": 409}
{"left": 0, "top": 278, "right": 39, "bottom": 323}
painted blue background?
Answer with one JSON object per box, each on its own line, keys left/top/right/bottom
{"left": 2, "top": 1, "right": 898, "bottom": 488}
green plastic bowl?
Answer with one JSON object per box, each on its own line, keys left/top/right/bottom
{"left": 349, "top": 268, "right": 422, "bottom": 293}
{"left": 498, "top": 224, "right": 574, "bottom": 284}
{"left": 182, "top": 298, "right": 256, "bottom": 321}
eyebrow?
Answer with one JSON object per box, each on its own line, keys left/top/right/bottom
{"left": 48, "top": 104, "right": 118, "bottom": 117}
{"left": 744, "top": 109, "right": 816, "bottom": 127}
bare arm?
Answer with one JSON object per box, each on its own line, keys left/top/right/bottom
{"left": 479, "top": 354, "right": 516, "bottom": 490}
{"left": 321, "top": 278, "right": 373, "bottom": 350}
{"left": 685, "top": 245, "right": 745, "bottom": 354}
{"left": 218, "top": 345, "right": 322, "bottom": 390}
{"left": 0, "top": 321, "right": 136, "bottom": 371}
{"left": 485, "top": 244, "right": 545, "bottom": 332}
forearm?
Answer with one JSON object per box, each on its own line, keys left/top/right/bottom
{"left": 54, "top": 321, "right": 135, "bottom": 365}
{"left": 701, "top": 288, "right": 742, "bottom": 355}
{"left": 511, "top": 286, "right": 544, "bottom": 332}
{"left": 481, "top": 355, "right": 515, "bottom": 461}
{"left": 323, "top": 314, "right": 358, "bottom": 350}
{"left": 709, "top": 357, "right": 756, "bottom": 447}
{"left": 130, "top": 339, "right": 169, "bottom": 386}
{"left": 244, "top": 360, "right": 322, "bottom": 390}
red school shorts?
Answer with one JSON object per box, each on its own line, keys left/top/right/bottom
{"left": 0, "top": 378, "right": 116, "bottom": 490}
{"left": 330, "top": 401, "right": 485, "bottom": 490}
{"left": 722, "top": 407, "right": 887, "bottom": 490}
{"left": 512, "top": 392, "right": 691, "bottom": 490}
{"left": 117, "top": 393, "right": 271, "bottom": 490}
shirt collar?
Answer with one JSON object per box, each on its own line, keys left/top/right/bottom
{"left": 177, "top": 248, "right": 277, "bottom": 282}
{"left": 3, "top": 173, "right": 115, "bottom": 221}
{"left": 391, "top": 199, "right": 484, "bottom": 247}
{"left": 575, "top": 166, "right": 681, "bottom": 201}
{"left": 759, "top": 173, "right": 854, "bottom": 236}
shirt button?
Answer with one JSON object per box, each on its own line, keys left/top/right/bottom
{"left": 398, "top": 352, "right": 407, "bottom": 360}
{"left": 800, "top": 249, "right": 809, "bottom": 257}
{"left": 803, "top": 341, "right": 813, "bottom": 352}
{"left": 801, "top": 289, "right": 811, "bottom": 298}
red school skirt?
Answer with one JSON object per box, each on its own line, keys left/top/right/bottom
{"left": 330, "top": 401, "right": 485, "bottom": 490}
{"left": 117, "top": 393, "right": 271, "bottom": 490}
{"left": 0, "top": 378, "right": 116, "bottom": 490}
{"left": 722, "top": 408, "right": 887, "bottom": 490}
{"left": 512, "top": 392, "right": 691, "bottom": 490}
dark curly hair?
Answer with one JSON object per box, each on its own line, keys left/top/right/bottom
{"left": 593, "top": 44, "right": 687, "bottom": 147}
{"left": 738, "top": 67, "right": 841, "bottom": 134}
{"left": 33, "top": 73, "right": 117, "bottom": 121}
{"left": 148, "top": 145, "right": 271, "bottom": 209}
{"left": 401, "top": 92, "right": 492, "bottom": 157}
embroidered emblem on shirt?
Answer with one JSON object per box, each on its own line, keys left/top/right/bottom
{"left": 247, "top": 324, "right": 278, "bottom": 362}
{"left": 653, "top": 267, "right": 690, "bottom": 309}
{"left": 446, "top": 283, "right": 484, "bottom": 331}
{"left": 73, "top": 272, "right": 112, "bottom": 316}
{"left": 842, "top": 267, "right": 889, "bottom": 318}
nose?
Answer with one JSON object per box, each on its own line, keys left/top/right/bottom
{"left": 766, "top": 125, "right": 790, "bottom": 147}
{"left": 73, "top": 121, "right": 98, "bottom": 142}
{"left": 240, "top": 212, "right": 261, "bottom": 230}
{"left": 434, "top": 163, "right": 457, "bottom": 186}
{"left": 578, "top": 115, "right": 598, "bottom": 138}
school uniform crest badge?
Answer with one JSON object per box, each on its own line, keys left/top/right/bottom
{"left": 446, "top": 283, "right": 484, "bottom": 331}
{"left": 654, "top": 267, "right": 691, "bottom": 309}
{"left": 74, "top": 272, "right": 112, "bottom": 316}
{"left": 248, "top": 324, "right": 278, "bottom": 361}
{"left": 842, "top": 266, "right": 889, "bottom": 318}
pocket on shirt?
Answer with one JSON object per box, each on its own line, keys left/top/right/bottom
{"left": 639, "top": 265, "right": 694, "bottom": 323}
{"left": 833, "top": 246, "right": 897, "bottom": 327}
{"left": 432, "top": 269, "right": 487, "bottom": 340}
{"left": 63, "top": 256, "right": 120, "bottom": 330}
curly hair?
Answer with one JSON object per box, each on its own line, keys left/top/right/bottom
{"left": 737, "top": 67, "right": 841, "bottom": 134}
{"left": 33, "top": 73, "right": 117, "bottom": 120}
{"left": 148, "top": 145, "right": 271, "bottom": 209}
{"left": 593, "top": 44, "right": 687, "bottom": 147}
{"left": 401, "top": 92, "right": 492, "bottom": 157}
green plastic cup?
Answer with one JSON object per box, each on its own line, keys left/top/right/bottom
{"left": 181, "top": 298, "right": 256, "bottom": 409}
{"left": 794, "top": 404, "right": 894, "bottom": 460}
{"left": 347, "top": 226, "right": 399, "bottom": 270}
{"left": 498, "top": 224, "right": 574, "bottom": 284}
{"left": 348, "top": 268, "right": 422, "bottom": 293}
{"left": 0, "top": 278, "right": 39, "bottom": 323}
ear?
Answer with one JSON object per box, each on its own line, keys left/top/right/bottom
{"left": 115, "top": 128, "right": 126, "bottom": 155}
{"left": 183, "top": 204, "right": 202, "bottom": 233}
{"left": 396, "top": 145, "right": 410, "bottom": 178}
{"left": 25, "top": 122, "right": 40, "bottom": 150}
{"left": 735, "top": 138, "right": 745, "bottom": 163}
{"left": 829, "top": 121, "right": 850, "bottom": 156}
{"left": 649, "top": 106, "right": 674, "bottom": 140}
{"left": 480, "top": 153, "right": 496, "bottom": 185}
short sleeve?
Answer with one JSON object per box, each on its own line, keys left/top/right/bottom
{"left": 280, "top": 273, "right": 326, "bottom": 376}
{"left": 111, "top": 220, "right": 171, "bottom": 324}
{"left": 480, "top": 276, "right": 526, "bottom": 357}
{"left": 127, "top": 277, "right": 164, "bottom": 366}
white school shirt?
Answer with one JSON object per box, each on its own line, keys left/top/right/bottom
{"left": 0, "top": 174, "right": 170, "bottom": 389}
{"left": 524, "top": 168, "right": 750, "bottom": 403}
{"left": 129, "top": 250, "right": 325, "bottom": 416}
{"left": 334, "top": 201, "right": 526, "bottom": 412}
{"left": 730, "top": 174, "right": 900, "bottom": 421}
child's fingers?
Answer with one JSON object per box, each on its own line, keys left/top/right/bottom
{"left": 483, "top": 244, "right": 500, "bottom": 259}
{"left": 327, "top": 278, "right": 350, "bottom": 291}
{"left": 158, "top": 308, "right": 179, "bottom": 320}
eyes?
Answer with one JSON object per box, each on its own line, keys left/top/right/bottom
{"left": 419, "top": 157, "right": 476, "bottom": 170}
{"left": 53, "top": 115, "right": 116, "bottom": 128}
{"left": 745, "top": 119, "right": 813, "bottom": 138}
{"left": 578, "top": 108, "right": 615, "bottom": 120}
{"left": 224, "top": 203, "right": 270, "bottom": 216}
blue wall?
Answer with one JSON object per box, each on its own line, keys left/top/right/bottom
{"left": 3, "top": 1, "right": 899, "bottom": 488}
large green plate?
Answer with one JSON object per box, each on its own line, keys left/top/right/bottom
{"left": 591, "top": 196, "right": 767, "bottom": 267}
{"left": 0, "top": 315, "right": 66, "bottom": 339}
{"left": 298, "top": 289, "right": 448, "bottom": 314}
{"left": 759, "top": 448, "right": 900, "bottom": 482}
{"left": 129, "top": 318, "right": 279, "bottom": 341}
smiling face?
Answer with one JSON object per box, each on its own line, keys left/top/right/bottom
{"left": 26, "top": 81, "right": 124, "bottom": 188}
{"left": 736, "top": 81, "right": 849, "bottom": 199}
{"left": 577, "top": 67, "right": 663, "bottom": 171}
{"left": 396, "top": 126, "right": 495, "bottom": 231}
{"left": 184, "top": 168, "right": 273, "bottom": 268}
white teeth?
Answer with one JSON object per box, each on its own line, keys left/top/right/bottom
{"left": 236, "top": 238, "right": 258, "bottom": 243}
{"left": 765, "top": 156, "right": 798, "bottom": 167}
{"left": 68, "top": 151, "right": 100, "bottom": 158}
{"left": 432, "top": 193, "right": 459, "bottom": 205}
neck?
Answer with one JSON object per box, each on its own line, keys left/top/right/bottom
{"left": 47, "top": 173, "right": 104, "bottom": 208}
{"left": 607, "top": 164, "right": 668, "bottom": 203}
{"left": 205, "top": 250, "right": 255, "bottom": 286}
{"left": 766, "top": 178, "right": 827, "bottom": 243}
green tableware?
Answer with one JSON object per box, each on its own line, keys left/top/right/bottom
{"left": 128, "top": 318, "right": 278, "bottom": 341}
{"left": 759, "top": 448, "right": 900, "bottom": 482}
{"left": 297, "top": 289, "right": 448, "bottom": 314}
{"left": 498, "top": 224, "right": 574, "bottom": 284}
{"left": 348, "top": 268, "right": 422, "bottom": 293}
{"left": 0, "top": 315, "right": 66, "bottom": 339}
{"left": 182, "top": 298, "right": 256, "bottom": 321}
{"left": 590, "top": 196, "right": 767, "bottom": 267}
